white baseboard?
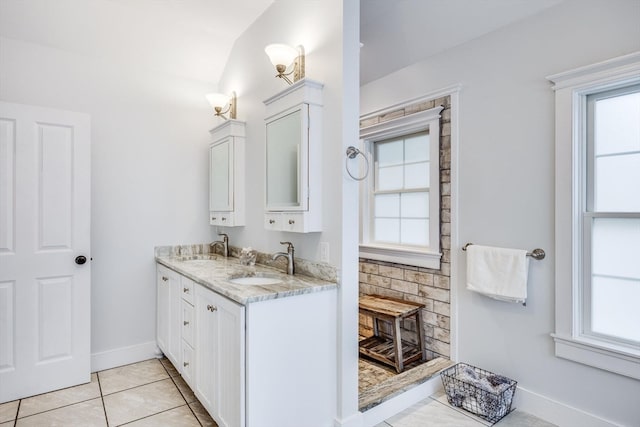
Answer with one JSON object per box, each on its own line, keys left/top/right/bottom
{"left": 515, "top": 386, "right": 620, "bottom": 427}
{"left": 360, "top": 376, "right": 443, "bottom": 427}
{"left": 91, "top": 341, "right": 159, "bottom": 373}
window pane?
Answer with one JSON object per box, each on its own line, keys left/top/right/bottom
{"left": 404, "top": 162, "right": 429, "bottom": 188}
{"left": 591, "top": 276, "right": 640, "bottom": 342}
{"left": 375, "top": 139, "right": 403, "bottom": 166}
{"left": 405, "top": 133, "right": 429, "bottom": 162}
{"left": 401, "top": 219, "right": 429, "bottom": 246}
{"left": 592, "top": 218, "right": 640, "bottom": 279}
{"left": 374, "top": 218, "right": 399, "bottom": 243}
{"left": 377, "top": 165, "right": 403, "bottom": 190}
{"left": 595, "top": 153, "right": 640, "bottom": 211}
{"left": 595, "top": 92, "right": 640, "bottom": 156}
{"left": 375, "top": 193, "right": 399, "bottom": 218}
{"left": 401, "top": 192, "right": 428, "bottom": 218}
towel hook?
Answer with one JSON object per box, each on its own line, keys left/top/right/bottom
{"left": 462, "top": 243, "right": 545, "bottom": 260}
{"left": 345, "top": 146, "right": 369, "bottom": 181}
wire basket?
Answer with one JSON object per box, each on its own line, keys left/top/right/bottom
{"left": 440, "top": 363, "right": 517, "bottom": 424}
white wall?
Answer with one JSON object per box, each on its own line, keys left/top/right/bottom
{"left": 361, "top": 1, "right": 640, "bottom": 425}
{"left": 0, "top": 36, "right": 216, "bottom": 368}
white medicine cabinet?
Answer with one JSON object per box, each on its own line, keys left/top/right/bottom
{"left": 263, "top": 79, "right": 323, "bottom": 233}
{"left": 209, "top": 120, "right": 245, "bottom": 227}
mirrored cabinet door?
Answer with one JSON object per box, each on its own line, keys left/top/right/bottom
{"left": 210, "top": 138, "right": 232, "bottom": 211}
{"left": 265, "top": 105, "right": 308, "bottom": 210}
{"left": 209, "top": 120, "right": 245, "bottom": 227}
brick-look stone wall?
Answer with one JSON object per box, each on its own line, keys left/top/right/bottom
{"left": 359, "top": 95, "right": 452, "bottom": 360}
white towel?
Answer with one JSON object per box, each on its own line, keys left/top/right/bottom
{"left": 466, "top": 245, "right": 529, "bottom": 304}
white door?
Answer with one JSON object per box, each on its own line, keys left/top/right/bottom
{"left": 0, "top": 101, "right": 91, "bottom": 403}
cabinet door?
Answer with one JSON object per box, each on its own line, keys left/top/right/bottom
{"left": 210, "top": 138, "right": 233, "bottom": 212}
{"left": 156, "top": 265, "right": 171, "bottom": 354}
{"left": 265, "top": 105, "right": 309, "bottom": 211}
{"left": 215, "top": 294, "right": 245, "bottom": 427}
{"left": 195, "top": 286, "right": 245, "bottom": 427}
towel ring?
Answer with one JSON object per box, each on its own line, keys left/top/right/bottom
{"left": 345, "top": 146, "right": 369, "bottom": 181}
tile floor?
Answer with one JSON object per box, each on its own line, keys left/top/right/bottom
{"left": 0, "top": 358, "right": 217, "bottom": 427}
{"left": 1, "top": 357, "right": 555, "bottom": 427}
{"left": 376, "top": 390, "right": 557, "bottom": 427}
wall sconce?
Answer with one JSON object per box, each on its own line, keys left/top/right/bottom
{"left": 264, "top": 44, "right": 305, "bottom": 85}
{"left": 205, "top": 91, "right": 237, "bottom": 120}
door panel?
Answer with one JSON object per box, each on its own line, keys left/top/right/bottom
{"left": 37, "top": 276, "right": 73, "bottom": 362}
{"left": 38, "top": 123, "right": 73, "bottom": 250}
{"left": 0, "top": 101, "right": 91, "bottom": 403}
{"left": 0, "top": 281, "right": 15, "bottom": 372}
{"left": 0, "top": 118, "right": 15, "bottom": 253}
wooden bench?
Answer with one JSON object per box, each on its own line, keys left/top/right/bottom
{"left": 359, "top": 294, "right": 427, "bottom": 373}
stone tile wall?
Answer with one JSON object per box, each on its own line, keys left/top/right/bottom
{"left": 359, "top": 95, "right": 452, "bottom": 360}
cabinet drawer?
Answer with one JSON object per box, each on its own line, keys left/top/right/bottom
{"left": 282, "top": 213, "right": 305, "bottom": 232}
{"left": 264, "top": 213, "right": 281, "bottom": 230}
{"left": 182, "top": 300, "right": 195, "bottom": 347}
{"left": 210, "top": 211, "right": 235, "bottom": 227}
{"left": 181, "top": 341, "right": 195, "bottom": 388}
{"left": 180, "top": 277, "right": 195, "bottom": 304}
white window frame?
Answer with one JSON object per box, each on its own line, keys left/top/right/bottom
{"left": 548, "top": 51, "right": 640, "bottom": 380}
{"left": 359, "top": 104, "right": 443, "bottom": 269}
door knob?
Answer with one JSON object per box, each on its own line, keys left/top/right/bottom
{"left": 75, "top": 255, "right": 87, "bottom": 265}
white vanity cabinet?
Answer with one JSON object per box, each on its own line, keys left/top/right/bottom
{"left": 209, "top": 120, "right": 245, "bottom": 227}
{"left": 194, "top": 285, "right": 245, "bottom": 427}
{"left": 156, "top": 261, "right": 337, "bottom": 427}
{"left": 263, "top": 79, "right": 323, "bottom": 232}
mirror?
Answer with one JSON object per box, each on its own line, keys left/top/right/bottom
{"left": 266, "top": 108, "right": 302, "bottom": 208}
{"left": 210, "top": 139, "right": 231, "bottom": 211}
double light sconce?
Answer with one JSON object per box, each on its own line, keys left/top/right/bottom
{"left": 206, "top": 44, "right": 305, "bottom": 118}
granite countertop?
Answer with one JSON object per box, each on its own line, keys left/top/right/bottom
{"left": 156, "top": 254, "right": 337, "bottom": 305}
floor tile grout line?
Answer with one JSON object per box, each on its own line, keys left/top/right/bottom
{"left": 97, "top": 371, "right": 111, "bottom": 427}
{"left": 161, "top": 358, "right": 205, "bottom": 427}
{"left": 10, "top": 396, "right": 105, "bottom": 423}
{"left": 114, "top": 403, "right": 192, "bottom": 426}
{"left": 13, "top": 399, "right": 21, "bottom": 426}
{"left": 100, "top": 376, "right": 173, "bottom": 398}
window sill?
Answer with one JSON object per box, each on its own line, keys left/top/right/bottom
{"left": 551, "top": 333, "right": 640, "bottom": 380}
{"left": 359, "top": 245, "right": 442, "bottom": 270}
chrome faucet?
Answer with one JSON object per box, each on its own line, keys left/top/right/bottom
{"left": 211, "top": 233, "right": 229, "bottom": 257}
{"left": 272, "top": 241, "right": 295, "bottom": 275}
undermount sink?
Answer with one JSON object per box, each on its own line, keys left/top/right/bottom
{"left": 228, "top": 276, "right": 282, "bottom": 286}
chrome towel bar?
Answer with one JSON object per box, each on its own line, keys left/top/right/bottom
{"left": 462, "top": 243, "right": 545, "bottom": 260}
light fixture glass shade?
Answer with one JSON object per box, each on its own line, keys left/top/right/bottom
{"left": 205, "top": 93, "right": 230, "bottom": 109}
{"left": 264, "top": 44, "right": 298, "bottom": 67}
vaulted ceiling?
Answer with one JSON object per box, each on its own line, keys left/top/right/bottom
{"left": 1, "top": 0, "right": 565, "bottom": 87}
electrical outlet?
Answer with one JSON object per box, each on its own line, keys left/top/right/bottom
{"left": 320, "top": 242, "right": 330, "bottom": 263}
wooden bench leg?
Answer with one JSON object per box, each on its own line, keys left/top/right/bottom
{"left": 415, "top": 309, "right": 426, "bottom": 362}
{"left": 393, "top": 317, "right": 403, "bottom": 373}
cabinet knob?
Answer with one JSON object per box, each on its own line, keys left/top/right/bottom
{"left": 212, "top": 217, "right": 217, "bottom": 221}
{"left": 183, "top": 320, "right": 189, "bottom": 326}
{"left": 221, "top": 217, "right": 226, "bottom": 221}
{"left": 183, "top": 287, "right": 189, "bottom": 293}
{"left": 288, "top": 219, "right": 295, "bottom": 224}
{"left": 183, "top": 362, "right": 189, "bottom": 367}
{"left": 207, "top": 304, "right": 217, "bottom": 312}
{"left": 269, "top": 219, "right": 275, "bottom": 224}
{"left": 162, "top": 276, "right": 169, "bottom": 282}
